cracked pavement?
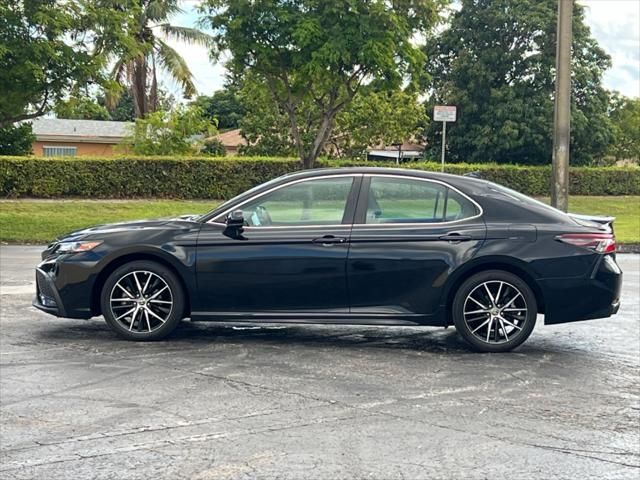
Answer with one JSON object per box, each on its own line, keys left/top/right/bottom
{"left": 0, "top": 246, "right": 639, "bottom": 479}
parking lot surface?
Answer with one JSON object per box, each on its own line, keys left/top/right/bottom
{"left": 0, "top": 246, "right": 639, "bottom": 479}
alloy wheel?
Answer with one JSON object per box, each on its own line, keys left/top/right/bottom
{"left": 463, "top": 280, "right": 528, "bottom": 345}
{"left": 109, "top": 270, "right": 173, "bottom": 333}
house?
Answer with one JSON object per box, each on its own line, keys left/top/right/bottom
{"left": 213, "top": 128, "right": 246, "bottom": 156}
{"left": 367, "top": 141, "right": 425, "bottom": 162}
{"left": 31, "top": 118, "right": 133, "bottom": 156}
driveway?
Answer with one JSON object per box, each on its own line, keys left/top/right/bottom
{"left": 1, "top": 246, "right": 638, "bottom": 479}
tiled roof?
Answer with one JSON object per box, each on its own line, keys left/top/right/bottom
{"left": 214, "top": 128, "right": 247, "bottom": 147}
{"left": 31, "top": 118, "right": 134, "bottom": 141}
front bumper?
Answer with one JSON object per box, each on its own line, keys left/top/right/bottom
{"left": 541, "top": 254, "right": 622, "bottom": 325}
{"left": 32, "top": 258, "right": 96, "bottom": 320}
{"left": 33, "top": 267, "right": 67, "bottom": 317}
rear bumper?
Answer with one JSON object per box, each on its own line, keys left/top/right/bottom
{"left": 541, "top": 254, "right": 622, "bottom": 325}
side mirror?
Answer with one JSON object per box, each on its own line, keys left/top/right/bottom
{"left": 226, "top": 209, "right": 245, "bottom": 228}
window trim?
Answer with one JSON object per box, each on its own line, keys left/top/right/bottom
{"left": 208, "top": 174, "right": 362, "bottom": 229}
{"left": 43, "top": 145, "right": 78, "bottom": 157}
{"left": 353, "top": 174, "right": 483, "bottom": 227}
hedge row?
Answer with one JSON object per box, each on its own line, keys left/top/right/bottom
{"left": 1, "top": 156, "right": 638, "bottom": 199}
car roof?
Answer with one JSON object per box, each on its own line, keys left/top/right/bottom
{"left": 199, "top": 166, "right": 492, "bottom": 222}
{"left": 278, "top": 166, "right": 489, "bottom": 194}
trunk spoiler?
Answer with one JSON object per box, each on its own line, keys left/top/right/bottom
{"left": 568, "top": 213, "right": 615, "bottom": 234}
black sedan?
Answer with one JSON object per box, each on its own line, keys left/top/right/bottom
{"left": 33, "top": 167, "right": 622, "bottom": 352}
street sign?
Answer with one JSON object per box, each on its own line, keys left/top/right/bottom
{"left": 433, "top": 106, "right": 457, "bottom": 172}
{"left": 434, "top": 105, "right": 457, "bottom": 122}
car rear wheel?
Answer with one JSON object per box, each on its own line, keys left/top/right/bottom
{"left": 452, "top": 270, "right": 537, "bottom": 352}
{"left": 100, "top": 260, "right": 184, "bottom": 340}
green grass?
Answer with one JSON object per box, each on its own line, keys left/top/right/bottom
{"left": 538, "top": 196, "right": 640, "bottom": 244}
{"left": 0, "top": 200, "right": 219, "bottom": 243}
{"left": 0, "top": 196, "right": 638, "bottom": 244}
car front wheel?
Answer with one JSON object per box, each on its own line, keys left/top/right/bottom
{"left": 452, "top": 270, "right": 537, "bottom": 352}
{"left": 100, "top": 260, "right": 184, "bottom": 340}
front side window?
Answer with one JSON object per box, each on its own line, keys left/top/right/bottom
{"left": 365, "top": 176, "right": 478, "bottom": 224}
{"left": 237, "top": 176, "right": 355, "bottom": 227}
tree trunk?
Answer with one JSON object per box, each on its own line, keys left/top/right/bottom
{"left": 284, "top": 105, "right": 307, "bottom": 167}
{"left": 149, "top": 55, "right": 158, "bottom": 113}
{"left": 303, "top": 112, "right": 336, "bottom": 169}
{"left": 131, "top": 57, "right": 148, "bottom": 118}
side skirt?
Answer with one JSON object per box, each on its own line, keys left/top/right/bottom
{"left": 190, "top": 311, "right": 444, "bottom": 327}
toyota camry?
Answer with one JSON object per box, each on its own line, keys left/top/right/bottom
{"left": 33, "top": 167, "right": 622, "bottom": 352}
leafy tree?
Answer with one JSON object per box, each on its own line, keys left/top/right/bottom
{"left": 238, "top": 77, "right": 427, "bottom": 159}
{"left": 109, "top": 0, "right": 213, "bottom": 118}
{"left": 191, "top": 88, "right": 245, "bottom": 130}
{"left": 331, "top": 88, "right": 427, "bottom": 158}
{"left": 200, "top": 0, "right": 443, "bottom": 168}
{"left": 98, "top": 88, "right": 176, "bottom": 122}
{"left": 54, "top": 96, "right": 112, "bottom": 120}
{"left": 0, "top": 123, "right": 34, "bottom": 156}
{"left": 607, "top": 93, "right": 640, "bottom": 164}
{"left": 99, "top": 90, "right": 136, "bottom": 121}
{"left": 124, "top": 105, "right": 216, "bottom": 155}
{"left": 424, "top": 0, "right": 614, "bottom": 165}
{"left": 237, "top": 74, "right": 297, "bottom": 157}
{"left": 0, "top": 0, "right": 136, "bottom": 127}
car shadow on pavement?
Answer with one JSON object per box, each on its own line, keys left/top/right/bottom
{"left": 32, "top": 317, "right": 555, "bottom": 356}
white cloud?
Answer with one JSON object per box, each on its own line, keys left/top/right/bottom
{"left": 158, "top": 3, "right": 226, "bottom": 101}
{"left": 579, "top": 0, "right": 640, "bottom": 97}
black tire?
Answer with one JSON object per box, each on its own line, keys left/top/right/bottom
{"left": 452, "top": 270, "right": 537, "bottom": 352}
{"left": 100, "top": 260, "right": 185, "bottom": 341}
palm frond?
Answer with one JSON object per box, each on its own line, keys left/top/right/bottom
{"left": 159, "top": 24, "right": 214, "bottom": 48}
{"left": 145, "top": 0, "right": 183, "bottom": 23}
{"left": 110, "top": 59, "right": 126, "bottom": 85}
{"left": 155, "top": 39, "right": 197, "bottom": 98}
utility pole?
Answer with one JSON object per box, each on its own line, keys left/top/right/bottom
{"left": 551, "top": 0, "right": 573, "bottom": 212}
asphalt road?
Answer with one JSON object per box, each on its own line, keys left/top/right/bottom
{"left": 0, "top": 246, "right": 638, "bottom": 480}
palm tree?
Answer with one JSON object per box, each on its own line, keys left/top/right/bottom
{"left": 109, "top": 0, "right": 212, "bottom": 118}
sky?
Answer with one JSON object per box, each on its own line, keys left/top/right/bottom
{"left": 162, "top": 0, "right": 640, "bottom": 100}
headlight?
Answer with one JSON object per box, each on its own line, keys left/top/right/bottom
{"left": 57, "top": 241, "right": 103, "bottom": 253}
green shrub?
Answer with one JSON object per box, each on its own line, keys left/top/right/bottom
{"left": 0, "top": 156, "right": 638, "bottom": 199}
{"left": 0, "top": 124, "right": 35, "bottom": 156}
{"left": 201, "top": 138, "right": 227, "bottom": 157}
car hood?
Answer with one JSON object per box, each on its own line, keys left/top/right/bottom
{"left": 53, "top": 215, "right": 201, "bottom": 243}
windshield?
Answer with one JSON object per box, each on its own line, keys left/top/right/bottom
{"left": 194, "top": 174, "right": 294, "bottom": 222}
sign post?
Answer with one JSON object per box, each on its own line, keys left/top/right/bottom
{"left": 433, "top": 105, "right": 457, "bottom": 172}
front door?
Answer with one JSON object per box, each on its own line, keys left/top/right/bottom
{"left": 347, "top": 175, "right": 486, "bottom": 322}
{"left": 195, "top": 175, "right": 361, "bottom": 317}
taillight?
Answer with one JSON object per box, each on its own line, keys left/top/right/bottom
{"left": 556, "top": 233, "right": 616, "bottom": 253}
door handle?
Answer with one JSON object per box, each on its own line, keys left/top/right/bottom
{"left": 439, "top": 233, "right": 472, "bottom": 242}
{"left": 312, "top": 235, "right": 347, "bottom": 246}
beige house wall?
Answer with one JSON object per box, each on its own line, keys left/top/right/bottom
{"left": 33, "top": 141, "right": 120, "bottom": 156}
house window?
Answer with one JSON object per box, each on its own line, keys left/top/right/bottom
{"left": 43, "top": 146, "right": 77, "bottom": 157}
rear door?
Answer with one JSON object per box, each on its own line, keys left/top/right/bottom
{"left": 347, "top": 174, "right": 486, "bottom": 321}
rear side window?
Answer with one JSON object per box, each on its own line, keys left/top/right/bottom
{"left": 365, "top": 176, "right": 478, "bottom": 224}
